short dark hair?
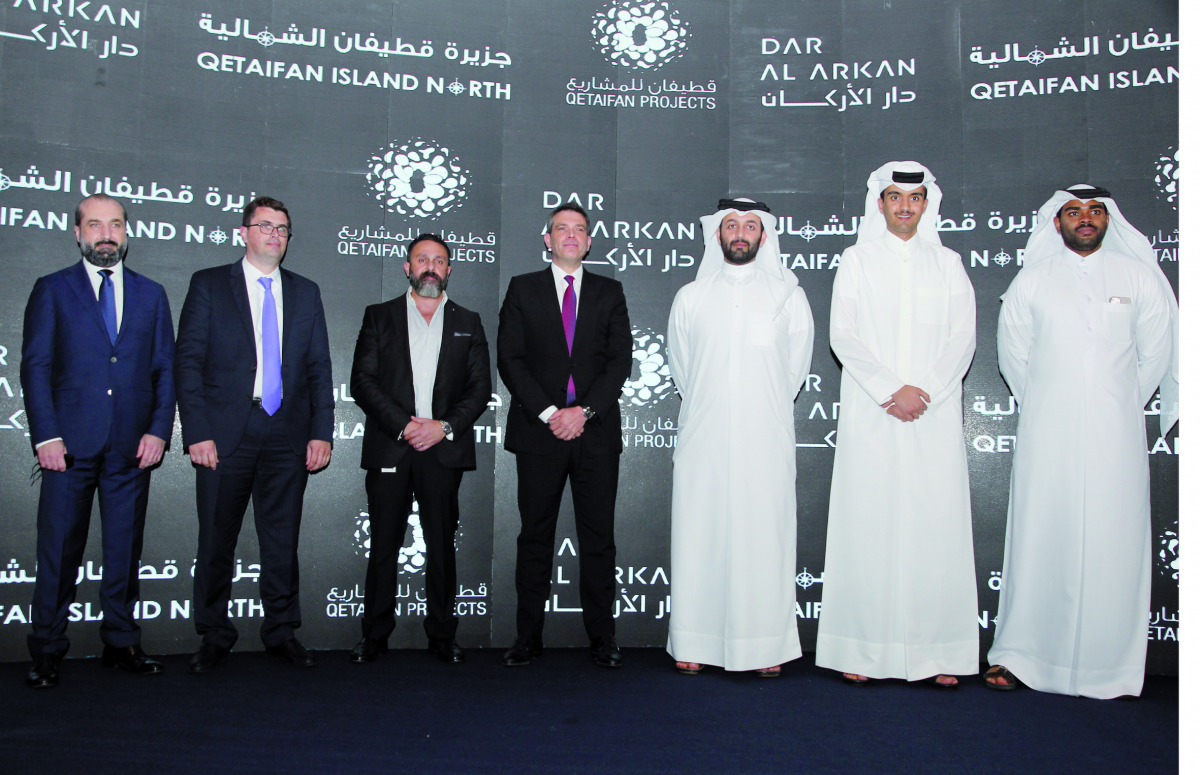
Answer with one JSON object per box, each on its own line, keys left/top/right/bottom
{"left": 407, "top": 232, "right": 451, "bottom": 259}
{"left": 242, "top": 196, "right": 291, "bottom": 230}
{"left": 546, "top": 202, "right": 590, "bottom": 233}
{"left": 75, "top": 193, "right": 128, "bottom": 227}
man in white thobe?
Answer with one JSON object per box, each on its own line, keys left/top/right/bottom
{"left": 986, "top": 185, "right": 1176, "bottom": 699}
{"left": 815, "top": 162, "right": 979, "bottom": 688}
{"left": 666, "top": 198, "right": 814, "bottom": 676}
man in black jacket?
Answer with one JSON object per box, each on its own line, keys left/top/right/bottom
{"left": 497, "top": 204, "right": 632, "bottom": 668}
{"left": 349, "top": 233, "right": 490, "bottom": 664}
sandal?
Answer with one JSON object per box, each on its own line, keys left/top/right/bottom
{"left": 675, "top": 661, "right": 703, "bottom": 675}
{"left": 984, "top": 665, "right": 1019, "bottom": 691}
{"left": 842, "top": 672, "right": 869, "bottom": 686}
{"left": 755, "top": 665, "right": 782, "bottom": 678}
{"left": 925, "top": 674, "right": 959, "bottom": 689}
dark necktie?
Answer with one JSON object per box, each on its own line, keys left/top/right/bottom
{"left": 98, "top": 269, "right": 117, "bottom": 344}
{"left": 562, "top": 275, "right": 576, "bottom": 405}
{"left": 258, "top": 277, "right": 282, "bottom": 416}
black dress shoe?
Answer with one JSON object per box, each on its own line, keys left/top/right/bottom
{"left": 589, "top": 635, "right": 622, "bottom": 668}
{"left": 26, "top": 653, "right": 61, "bottom": 689}
{"left": 102, "top": 644, "right": 164, "bottom": 675}
{"left": 428, "top": 639, "right": 465, "bottom": 663}
{"left": 502, "top": 637, "right": 544, "bottom": 667}
{"left": 188, "top": 643, "right": 231, "bottom": 674}
{"left": 266, "top": 637, "right": 315, "bottom": 667}
{"left": 350, "top": 637, "right": 388, "bottom": 664}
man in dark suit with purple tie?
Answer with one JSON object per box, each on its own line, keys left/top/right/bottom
{"left": 348, "top": 233, "right": 490, "bottom": 665}
{"left": 175, "top": 196, "right": 334, "bottom": 673}
{"left": 497, "top": 203, "right": 632, "bottom": 668}
{"left": 20, "top": 194, "right": 176, "bottom": 688}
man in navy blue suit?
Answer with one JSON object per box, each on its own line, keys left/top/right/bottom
{"left": 175, "top": 196, "right": 334, "bottom": 673}
{"left": 20, "top": 193, "right": 176, "bottom": 688}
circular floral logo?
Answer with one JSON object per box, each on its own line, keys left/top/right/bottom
{"left": 1154, "top": 147, "right": 1178, "bottom": 210}
{"left": 622, "top": 326, "right": 673, "bottom": 407}
{"left": 1157, "top": 522, "right": 1178, "bottom": 581}
{"left": 591, "top": 1, "right": 690, "bottom": 71}
{"left": 354, "top": 504, "right": 427, "bottom": 574}
{"left": 365, "top": 138, "right": 471, "bottom": 218}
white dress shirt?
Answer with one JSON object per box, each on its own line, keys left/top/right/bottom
{"left": 241, "top": 257, "right": 284, "bottom": 401}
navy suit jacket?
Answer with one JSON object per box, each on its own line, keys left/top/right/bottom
{"left": 497, "top": 267, "right": 632, "bottom": 455}
{"left": 350, "top": 296, "right": 491, "bottom": 471}
{"left": 174, "top": 261, "right": 334, "bottom": 457}
{"left": 20, "top": 261, "right": 175, "bottom": 459}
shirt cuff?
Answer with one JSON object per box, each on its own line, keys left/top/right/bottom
{"left": 35, "top": 437, "right": 63, "bottom": 450}
{"left": 538, "top": 405, "right": 558, "bottom": 423}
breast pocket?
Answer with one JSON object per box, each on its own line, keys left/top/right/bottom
{"left": 1102, "top": 302, "right": 1133, "bottom": 344}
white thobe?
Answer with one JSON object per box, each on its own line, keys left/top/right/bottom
{"left": 990, "top": 244, "right": 1172, "bottom": 698}
{"left": 666, "top": 261, "right": 814, "bottom": 671}
{"left": 815, "top": 233, "right": 979, "bottom": 680}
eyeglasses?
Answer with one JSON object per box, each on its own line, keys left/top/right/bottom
{"left": 249, "top": 222, "right": 292, "bottom": 238}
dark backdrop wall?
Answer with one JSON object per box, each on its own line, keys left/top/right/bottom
{"left": 0, "top": 0, "right": 1179, "bottom": 672}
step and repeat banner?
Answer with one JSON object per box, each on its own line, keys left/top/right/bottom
{"left": 0, "top": 1, "right": 1178, "bottom": 671}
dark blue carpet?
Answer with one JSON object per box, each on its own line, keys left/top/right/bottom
{"left": 0, "top": 649, "right": 1177, "bottom": 773}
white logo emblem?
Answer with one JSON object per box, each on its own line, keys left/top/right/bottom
{"left": 365, "top": 138, "right": 471, "bottom": 218}
{"left": 354, "top": 504, "right": 427, "bottom": 574}
{"left": 208, "top": 229, "right": 228, "bottom": 245}
{"left": 622, "top": 326, "right": 673, "bottom": 407}
{"left": 992, "top": 249, "right": 1013, "bottom": 267}
{"left": 591, "top": 1, "right": 690, "bottom": 71}
{"left": 1154, "top": 147, "right": 1178, "bottom": 210}
{"left": 1157, "top": 522, "right": 1178, "bottom": 580}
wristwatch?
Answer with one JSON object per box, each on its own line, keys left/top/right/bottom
{"left": 439, "top": 420, "right": 453, "bottom": 436}
{"left": 581, "top": 406, "right": 596, "bottom": 421}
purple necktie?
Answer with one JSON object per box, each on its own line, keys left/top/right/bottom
{"left": 258, "top": 277, "right": 282, "bottom": 416}
{"left": 563, "top": 275, "right": 576, "bottom": 405}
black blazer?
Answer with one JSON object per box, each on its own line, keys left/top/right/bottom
{"left": 497, "top": 267, "right": 632, "bottom": 455}
{"left": 351, "top": 296, "right": 491, "bottom": 470}
{"left": 175, "top": 261, "right": 334, "bottom": 456}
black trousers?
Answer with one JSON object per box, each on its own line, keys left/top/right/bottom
{"left": 362, "top": 452, "right": 464, "bottom": 642}
{"left": 514, "top": 441, "right": 618, "bottom": 641}
{"left": 193, "top": 405, "right": 308, "bottom": 649}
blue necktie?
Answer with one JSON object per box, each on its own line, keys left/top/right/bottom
{"left": 563, "top": 275, "right": 576, "bottom": 405}
{"left": 259, "top": 277, "right": 282, "bottom": 416}
{"left": 98, "top": 269, "right": 117, "bottom": 344}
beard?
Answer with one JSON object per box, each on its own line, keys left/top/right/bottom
{"left": 1061, "top": 221, "right": 1107, "bottom": 253}
{"left": 721, "top": 236, "right": 760, "bottom": 265}
{"left": 409, "top": 270, "right": 448, "bottom": 298}
{"left": 80, "top": 239, "right": 127, "bottom": 268}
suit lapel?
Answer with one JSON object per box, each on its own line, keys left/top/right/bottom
{"left": 228, "top": 261, "right": 255, "bottom": 345}
{"left": 389, "top": 296, "right": 417, "bottom": 405}
{"left": 117, "top": 268, "right": 141, "bottom": 345}
{"left": 537, "top": 267, "right": 571, "bottom": 354}
{"left": 66, "top": 262, "right": 110, "bottom": 341}
{"left": 433, "top": 301, "right": 455, "bottom": 390}
{"left": 280, "top": 268, "right": 298, "bottom": 358}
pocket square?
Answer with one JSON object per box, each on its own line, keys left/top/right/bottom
{"left": 453, "top": 331, "right": 472, "bottom": 336}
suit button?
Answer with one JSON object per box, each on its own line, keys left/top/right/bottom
{"left": 110, "top": 356, "right": 118, "bottom": 363}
